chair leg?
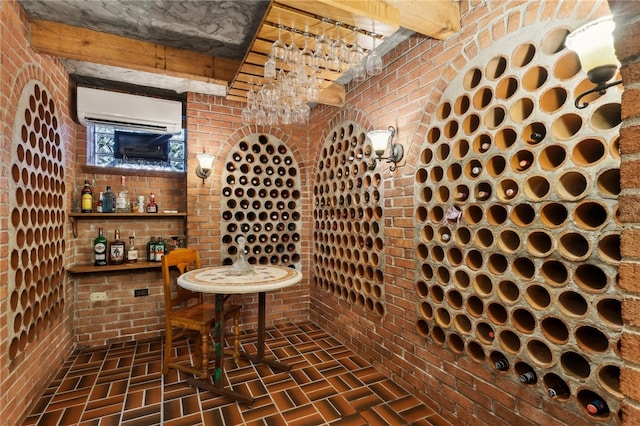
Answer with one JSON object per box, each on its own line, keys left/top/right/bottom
{"left": 200, "top": 331, "right": 209, "bottom": 379}
{"left": 191, "top": 330, "right": 201, "bottom": 370}
{"left": 163, "top": 327, "right": 172, "bottom": 375}
{"left": 233, "top": 311, "right": 241, "bottom": 365}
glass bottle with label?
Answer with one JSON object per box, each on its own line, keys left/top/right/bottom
{"left": 93, "top": 227, "right": 108, "bottom": 266}
{"left": 81, "top": 180, "right": 93, "bottom": 213}
{"left": 127, "top": 236, "right": 138, "bottom": 263}
{"left": 108, "top": 230, "right": 126, "bottom": 265}
{"left": 102, "top": 186, "right": 115, "bottom": 213}
{"left": 146, "top": 236, "right": 156, "bottom": 261}
{"left": 146, "top": 192, "right": 158, "bottom": 213}
{"left": 154, "top": 237, "right": 166, "bottom": 262}
{"left": 115, "top": 176, "right": 131, "bottom": 213}
{"left": 96, "top": 192, "right": 103, "bottom": 213}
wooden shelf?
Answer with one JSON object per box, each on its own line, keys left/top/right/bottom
{"left": 68, "top": 212, "right": 187, "bottom": 237}
{"left": 67, "top": 260, "right": 161, "bottom": 274}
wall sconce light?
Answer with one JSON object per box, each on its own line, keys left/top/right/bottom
{"left": 565, "top": 16, "right": 622, "bottom": 109}
{"left": 367, "top": 126, "right": 404, "bottom": 171}
{"left": 195, "top": 152, "right": 215, "bottom": 184}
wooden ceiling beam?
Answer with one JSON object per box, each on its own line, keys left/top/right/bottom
{"left": 274, "top": 0, "right": 399, "bottom": 37}
{"left": 29, "top": 19, "right": 240, "bottom": 84}
{"left": 386, "top": 0, "right": 460, "bottom": 40}
{"left": 317, "top": 81, "right": 346, "bottom": 106}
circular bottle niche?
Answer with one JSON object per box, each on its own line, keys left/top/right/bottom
{"left": 412, "top": 32, "right": 623, "bottom": 420}
{"left": 313, "top": 122, "right": 387, "bottom": 315}
{"left": 223, "top": 135, "right": 302, "bottom": 269}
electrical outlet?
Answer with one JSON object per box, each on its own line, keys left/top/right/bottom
{"left": 90, "top": 292, "right": 107, "bottom": 301}
{"left": 134, "top": 288, "right": 149, "bottom": 297}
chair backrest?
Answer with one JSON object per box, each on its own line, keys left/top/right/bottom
{"left": 161, "top": 248, "right": 202, "bottom": 314}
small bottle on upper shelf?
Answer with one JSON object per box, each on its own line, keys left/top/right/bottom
{"left": 115, "top": 176, "right": 131, "bottom": 213}
{"left": 102, "top": 186, "right": 115, "bottom": 213}
{"left": 81, "top": 180, "right": 93, "bottom": 213}
{"left": 108, "top": 230, "right": 126, "bottom": 264}
{"left": 146, "top": 192, "right": 158, "bottom": 213}
{"left": 96, "top": 192, "right": 103, "bottom": 213}
{"left": 93, "top": 227, "right": 108, "bottom": 266}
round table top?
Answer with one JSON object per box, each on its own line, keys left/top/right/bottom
{"left": 177, "top": 265, "right": 302, "bottom": 294}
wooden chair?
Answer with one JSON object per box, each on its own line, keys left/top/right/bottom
{"left": 161, "top": 248, "right": 242, "bottom": 379}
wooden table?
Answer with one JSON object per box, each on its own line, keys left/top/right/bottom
{"left": 177, "top": 265, "right": 302, "bottom": 405}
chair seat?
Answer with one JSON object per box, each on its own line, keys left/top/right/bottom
{"left": 172, "top": 303, "right": 242, "bottom": 325}
{"left": 161, "top": 248, "right": 244, "bottom": 379}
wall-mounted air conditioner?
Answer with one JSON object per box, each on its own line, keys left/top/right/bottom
{"left": 76, "top": 87, "right": 182, "bottom": 134}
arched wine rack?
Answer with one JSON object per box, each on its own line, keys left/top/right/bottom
{"left": 312, "top": 121, "right": 386, "bottom": 315}
{"left": 221, "top": 133, "right": 302, "bottom": 268}
{"left": 414, "top": 22, "right": 622, "bottom": 421}
{"left": 8, "top": 81, "right": 66, "bottom": 363}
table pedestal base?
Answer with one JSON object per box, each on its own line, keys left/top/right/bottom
{"left": 238, "top": 291, "right": 293, "bottom": 373}
{"left": 240, "top": 353, "right": 292, "bottom": 372}
{"left": 185, "top": 376, "right": 255, "bottom": 406}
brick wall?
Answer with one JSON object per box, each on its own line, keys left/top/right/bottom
{"left": 610, "top": 0, "right": 640, "bottom": 424}
{"left": 309, "top": 0, "right": 638, "bottom": 425}
{"left": 0, "top": 0, "right": 76, "bottom": 424}
{"left": 183, "top": 92, "right": 311, "bottom": 338}
{"left": 3, "top": 0, "right": 640, "bottom": 425}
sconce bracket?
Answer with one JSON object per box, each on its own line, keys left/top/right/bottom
{"left": 195, "top": 166, "right": 211, "bottom": 181}
{"left": 388, "top": 143, "right": 404, "bottom": 165}
{"left": 575, "top": 78, "right": 622, "bottom": 109}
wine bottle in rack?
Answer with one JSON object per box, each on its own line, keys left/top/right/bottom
{"left": 519, "top": 368, "right": 537, "bottom": 384}
{"left": 547, "top": 381, "right": 569, "bottom": 398}
{"left": 586, "top": 399, "right": 608, "bottom": 415}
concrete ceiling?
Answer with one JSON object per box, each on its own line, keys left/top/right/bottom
{"left": 18, "top": 0, "right": 460, "bottom": 104}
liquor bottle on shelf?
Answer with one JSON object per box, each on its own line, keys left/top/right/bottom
{"left": 147, "top": 236, "right": 156, "bottom": 261}
{"left": 81, "top": 180, "right": 93, "bottom": 213}
{"left": 115, "top": 175, "right": 131, "bottom": 213}
{"left": 170, "top": 236, "right": 180, "bottom": 251}
{"left": 93, "top": 227, "right": 108, "bottom": 266}
{"left": 96, "top": 192, "right": 103, "bottom": 213}
{"left": 102, "top": 186, "right": 115, "bottom": 213}
{"left": 108, "top": 230, "right": 126, "bottom": 265}
{"left": 154, "top": 237, "right": 166, "bottom": 262}
{"left": 146, "top": 192, "right": 158, "bottom": 213}
{"left": 126, "top": 236, "right": 138, "bottom": 263}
